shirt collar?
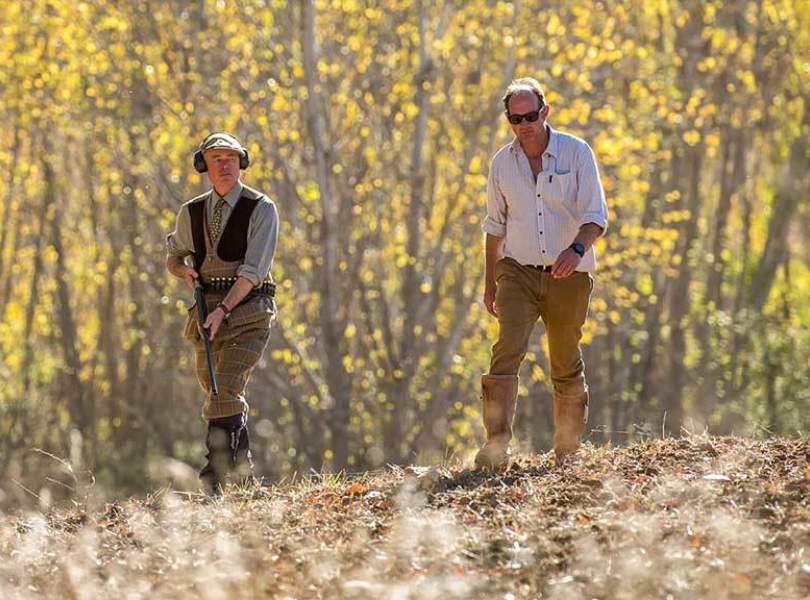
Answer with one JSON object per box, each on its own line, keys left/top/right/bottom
{"left": 509, "top": 124, "right": 558, "bottom": 158}
{"left": 211, "top": 181, "right": 243, "bottom": 207}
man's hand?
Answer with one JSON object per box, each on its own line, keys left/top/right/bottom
{"left": 166, "top": 256, "right": 199, "bottom": 290}
{"left": 177, "top": 265, "right": 199, "bottom": 290}
{"left": 203, "top": 306, "right": 227, "bottom": 340}
{"left": 484, "top": 282, "right": 498, "bottom": 317}
{"left": 551, "top": 248, "right": 581, "bottom": 279}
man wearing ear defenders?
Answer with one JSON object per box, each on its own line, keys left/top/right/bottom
{"left": 166, "top": 132, "right": 279, "bottom": 494}
{"left": 475, "top": 78, "right": 609, "bottom": 469}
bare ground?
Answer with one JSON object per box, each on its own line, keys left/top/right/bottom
{"left": 1, "top": 435, "right": 808, "bottom": 599}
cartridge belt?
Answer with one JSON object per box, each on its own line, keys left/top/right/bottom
{"left": 202, "top": 277, "right": 276, "bottom": 297}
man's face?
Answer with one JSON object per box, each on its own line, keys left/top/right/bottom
{"left": 204, "top": 148, "right": 241, "bottom": 192}
{"left": 506, "top": 91, "right": 547, "bottom": 143}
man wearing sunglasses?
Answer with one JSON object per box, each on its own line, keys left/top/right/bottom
{"left": 475, "top": 77, "right": 608, "bottom": 468}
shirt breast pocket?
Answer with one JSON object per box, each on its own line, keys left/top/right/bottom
{"left": 549, "top": 171, "right": 576, "bottom": 204}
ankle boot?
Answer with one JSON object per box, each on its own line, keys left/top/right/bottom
{"left": 553, "top": 388, "right": 589, "bottom": 463}
{"left": 233, "top": 426, "right": 256, "bottom": 486}
{"left": 474, "top": 374, "right": 519, "bottom": 469}
{"left": 199, "top": 413, "right": 246, "bottom": 494}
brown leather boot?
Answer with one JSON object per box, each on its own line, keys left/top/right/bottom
{"left": 553, "top": 388, "right": 589, "bottom": 463}
{"left": 474, "top": 374, "right": 519, "bottom": 469}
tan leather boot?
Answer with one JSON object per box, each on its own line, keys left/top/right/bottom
{"left": 474, "top": 374, "right": 519, "bottom": 469}
{"left": 553, "top": 388, "right": 589, "bottom": 463}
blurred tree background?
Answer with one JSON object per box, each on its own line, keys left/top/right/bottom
{"left": 1, "top": 0, "right": 808, "bottom": 503}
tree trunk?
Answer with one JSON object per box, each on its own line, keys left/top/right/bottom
{"left": 747, "top": 138, "right": 805, "bottom": 313}
{"left": 662, "top": 145, "right": 704, "bottom": 435}
{"left": 302, "top": 0, "right": 351, "bottom": 469}
{"left": 0, "top": 125, "right": 21, "bottom": 316}
{"left": 45, "top": 145, "right": 90, "bottom": 439}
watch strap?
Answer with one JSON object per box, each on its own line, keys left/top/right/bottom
{"left": 215, "top": 302, "right": 232, "bottom": 319}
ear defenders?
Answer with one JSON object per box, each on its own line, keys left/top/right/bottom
{"left": 192, "top": 133, "right": 251, "bottom": 173}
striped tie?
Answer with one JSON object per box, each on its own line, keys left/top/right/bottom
{"left": 210, "top": 197, "right": 226, "bottom": 240}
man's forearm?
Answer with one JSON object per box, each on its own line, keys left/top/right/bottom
{"left": 485, "top": 234, "right": 505, "bottom": 286}
{"left": 572, "top": 223, "right": 604, "bottom": 251}
{"left": 221, "top": 277, "right": 256, "bottom": 310}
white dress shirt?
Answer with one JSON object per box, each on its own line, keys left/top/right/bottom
{"left": 483, "top": 125, "right": 608, "bottom": 272}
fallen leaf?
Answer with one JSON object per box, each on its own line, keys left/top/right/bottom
{"left": 346, "top": 482, "right": 369, "bottom": 496}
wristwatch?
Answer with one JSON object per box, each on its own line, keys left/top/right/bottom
{"left": 215, "top": 302, "right": 233, "bottom": 320}
{"left": 569, "top": 242, "right": 585, "bottom": 257}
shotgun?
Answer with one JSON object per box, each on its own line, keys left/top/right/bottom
{"left": 194, "top": 278, "right": 219, "bottom": 396}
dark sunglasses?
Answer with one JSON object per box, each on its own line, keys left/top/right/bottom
{"left": 506, "top": 107, "right": 544, "bottom": 125}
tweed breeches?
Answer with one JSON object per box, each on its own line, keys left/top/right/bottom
{"left": 185, "top": 297, "right": 273, "bottom": 420}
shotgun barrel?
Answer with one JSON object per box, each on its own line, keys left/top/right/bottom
{"left": 194, "top": 278, "right": 219, "bottom": 396}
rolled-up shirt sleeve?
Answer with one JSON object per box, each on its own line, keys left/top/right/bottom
{"left": 577, "top": 144, "right": 608, "bottom": 231}
{"left": 236, "top": 199, "right": 279, "bottom": 286}
{"left": 575, "top": 143, "right": 609, "bottom": 232}
{"left": 483, "top": 160, "right": 507, "bottom": 237}
{"left": 166, "top": 205, "right": 194, "bottom": 258}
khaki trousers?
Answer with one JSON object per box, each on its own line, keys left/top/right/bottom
{"left": 490, "top": 257, "right": 593, "bottom": 398}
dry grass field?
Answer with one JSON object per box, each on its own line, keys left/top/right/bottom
{"left": 1, "top": 436, "right": 808, "bottom": 599}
